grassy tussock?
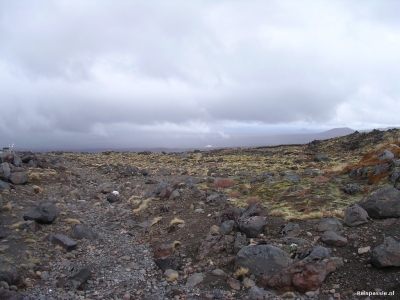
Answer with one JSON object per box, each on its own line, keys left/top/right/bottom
{"left": 269, "top": 210, "right": 289, "bottom": 218}
{"left": 328, "top": 210, "right": 345, "bottom": 219}
{"left": 32, "top": 185, "right": 42, "bottom": 193}
{"left": 171, "top": 241, "right": 181, "bottom": 251}
{"left": 28, "top": 257, "right": 40, "bottom": 265}
{"left": 2, "top": 205, "right": 12, "bottom": 211}
{"left": 29, "top": 173, "right": 40, "bottom": 181}
{"left": 132, "top": 198, "right": 154, "bottom": 214}
{"left": 65, "top": 218, "right": 81, "bottom": 225}
{"left": 128, "top": 195, "right": 141, "bottom": 202}
{"left": 9, "top": 222, "right": 21, "bottom": 230}
{"left": 151, "top": 217, "right": 162, "bottom": 226}
{"left": 235, "top": 267, "right": 249, "bottom": 279}
{"left": 166, "top": 272, "right": 179, "bottom": 282}
{"left": 169, "top": 218, "right": 185, "bottom": 227}
{"left": 214, "top": 178, "right": 235, "bottom": 189}
{"left": 245, "top": 197, "right": 262, "bottom": 205}
{"left": 329, "top": 162, "right": 348, "bottom": 173}
{"left": 287, "top": 211, "right": 324, "bottom": 221}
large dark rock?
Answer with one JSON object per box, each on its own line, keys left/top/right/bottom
{"left": 378, "top": 149, "right": 395, "bottom": 161}
{"left": 294, "top": 246, "right": 331, "bottom": 262}
{"left": 0, "top": 153, "right": 13, "bottom": 164}
{"left": 12, "top": 155, "right": 22, "bottom": 167}
{"left": 283, "top": 173, "right": 300, "bottom": 183}
{"left": 159, "top": 187, "right": 172, "bottom": 200}
{"left": 49, "top": 233, "right": 77, "bottom": 252}
{"left": 106, "top": 192, "right": 120, "bottom": 203}
{"left": 0, "top": 269, "right": 25, "bottom": 288}
{"left": 389, "top": 168, "right": 400, "bottom": 183}
{"left": 238, "top": 216, "right": 267, "bottom": 238}
{"left": 317, "top": 217, "right": 343, "bottom": 232}
{"left": 21, "top": 154, "right": 35, "bottom": 163}
{"left": 0, "top": 163, "right": 10, "bottom": 181}
{"left": 238, "top": 203, "right": 265, "bottom": 223}
{"left": 220, "top": 220, "right": 235, "bottom": 235}
{"left": 343, "top": 204, "right": 369, "bottom": 226}
{"left": 206, "top": 193, "right": 227, "bottom": 205}
{"left": 267, "top": 256, "right": 343, "bottom": 292}
{"left": 0, "top": 226, "right": 6, "bottom": 239}
{"left": 358, "top": 186, "right": 400, "bottom": 218}
{"left": 315, "top": 154, "right": 329, "bottom": 162}
{"left": 9, "top": 172, "right": 29, "bottom": 184}
{"left": 64, "top": 267, "right": 91, "bottom": 289}
{"left": 235, "top": 245, "right": 292, "bottom": 279}
{"left": 155, "top": 181, "right": 169, "bottom": 194}
{"left": 266, "top": 247, "right": 343, "bottom": 292}
{"left": 0, "top": 180, "right": 11, "bottom": 190}
{"left": 99, "top": 183, "right": 113, "bottom": 194}
{"left": 370, "top": 237, "right": 400, "bottom": 268}
{"left": 23, "top": 202, "right": 60, "bottom": 224}
{"left": 248, "top": 286, "right": 270, "bottom": 300}
{"left": 342, "top": 183, "right": 361, "bottom": 195}
{"left": 0, "top": 289, "right": 22, "bottom": 300}
{"left": 320, "top": 231, "right": 348, "bottom": 247}
{"left": 70, "top": 225, "right": 98, "bottom": 240}
{"left": 197, "top": 235, "right": 232, "bottom": 260}
{"left": 154, "top": 256, "right": 182, "bottom": 271}
{"left": 279, "top": 222, "right": 302, "bottom": 237}
{"left": 234, "top": 232, "right": 247, "bottom": 254}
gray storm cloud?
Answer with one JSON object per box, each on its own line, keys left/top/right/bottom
{"left": 0, "top": 0, "right": 400, "bottom": 149}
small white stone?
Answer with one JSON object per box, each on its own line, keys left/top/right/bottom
{"left": 358, "top": 246, "right": 371, "bottom": 254}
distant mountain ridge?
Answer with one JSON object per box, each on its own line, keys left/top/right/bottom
{"left": 17, "top": 127, "right": 400, "bottom": 153}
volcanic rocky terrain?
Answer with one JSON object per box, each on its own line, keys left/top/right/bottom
{"left": 0, "top": 129, "right": 400, "bottom": 300}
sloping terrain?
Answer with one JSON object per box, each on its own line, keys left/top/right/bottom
{"left": 0, "top": 129, "right": 399, "bottom": 299}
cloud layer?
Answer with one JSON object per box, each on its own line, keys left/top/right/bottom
{"left": 1, "top": 0, "right": 400, "bottom": 149}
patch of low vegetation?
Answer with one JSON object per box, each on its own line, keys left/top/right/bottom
{"left": 214, "top": 178, "right": 235, "bottom": 189}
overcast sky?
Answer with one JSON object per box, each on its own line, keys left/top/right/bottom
{"left": 1, "top": 0, "right": 400, "bottom": 150}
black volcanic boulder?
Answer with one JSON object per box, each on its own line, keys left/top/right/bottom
{"left": 0, "top": 163, "right": 10, "bottom": 181}
{"left": 342, "top": 183, "right": 362, "bottom": 195}
{"left": 320, "top": 231, "right": 348, "bottom": 247}
{"left": 238, "top": 202, "right": 265, "bottom": 223}
{"left": 358, "top": 186, "right": 400, "bottom": 218}
{"left": 315, "top": 153, "right": 329, "bottom": 162}
{"left": 235, "top": 245, "right": 292, "bottom": 279}
{"left": 154, "top": 256, "right": 182, "bottom": 271}
{"left": 23, "top": 202, "right": 60, "bottom": 224}
{"left": 279, "top": 222, "right": 302, "bottom": 237}
{"left": 343, "top": 204, "right": 369, "bottom": 226}
{"left": 0, "top": 180, "right": 11, "bottom": 190}
{"left": 378, "top": 149, "right": 395, "bottom": 161}
{"left": 70, "top": 225, "right": 98, "bottom": 240}
{"left": 237, "top": 203, "right": 267, "bottom": 237}
{"left": 267, "top": 247, "right": 343, "bottom": 292}
{"left": 238, "top": 216, "right": 267, "bottom": 238}
{"left": 370, "top": 237, "right": 400, "bottom": 268}
{"left": 317, "top": 217, "right": 343, "bottom": 232}
{"left": 9, "top": 172, "right": 29, "bottom": 185}
{"left": 49, "top": 233, "right": 77, "bottom": 252}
